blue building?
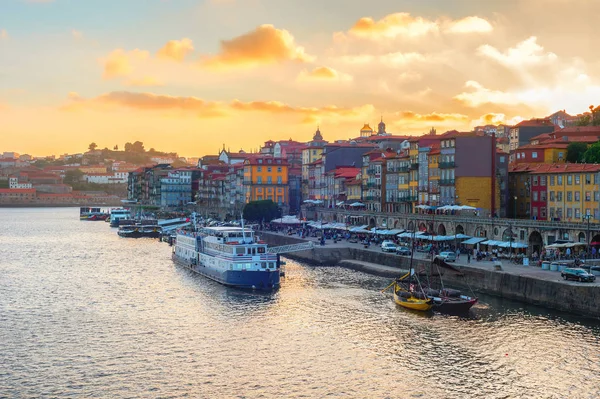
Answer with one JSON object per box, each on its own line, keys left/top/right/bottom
{"left": 160, "top": 169, "right": 193, "bottom": 208}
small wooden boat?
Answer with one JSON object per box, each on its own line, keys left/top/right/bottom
{"left": 393, "top": 282, "right": 433, "bottom": 311}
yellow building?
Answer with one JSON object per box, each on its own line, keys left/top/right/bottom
{"left": 408, "top": 138, "right": 419, "bottom": 207}
{"left": 79, "top": 165, "right": 107, "bottom": 174}
{"left": 346, "top": 177, "right": 362, "bottom": 201}
{"left": 534, "top": 164, "right": 600, "bottom": 222}
{"left": 243, "top": 156, "right": 288, "bottom": 206}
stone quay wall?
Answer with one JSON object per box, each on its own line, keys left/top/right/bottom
{"left": 261, "top": 232, "right": 600, "bottom": 318}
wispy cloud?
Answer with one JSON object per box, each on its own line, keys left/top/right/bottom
{"left": 297, "top": 67, "right": 352, "bottom": 82}
{"left": 100, "top": 48, "right": 150, "bottom": 79}
{"left": 478, "top": 36, "right": 557, "bottom": 67}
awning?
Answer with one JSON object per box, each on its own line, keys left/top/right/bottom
{"left": 461, "top": 237, "right": 487, "bottom": 245}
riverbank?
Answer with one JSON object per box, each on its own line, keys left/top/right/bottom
{"left": 260, "top": 231, "right": 600, "bottom": 318}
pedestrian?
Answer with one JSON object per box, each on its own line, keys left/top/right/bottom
{"left": 456, "top": 248, "right": 460, "bottom": 260}
{"left": 467, "top": 253, "right": 471, "bottom": 263}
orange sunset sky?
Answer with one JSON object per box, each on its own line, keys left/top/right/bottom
{"left": 1, "top": 0, "right": 599, "bottom": 157}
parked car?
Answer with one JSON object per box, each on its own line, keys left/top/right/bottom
{"left": 381, "top": 241, "right": 397, "bottom": 253}
{"left": 561, "top": 268, "right": 596, "bottom": 282}
{"left": 437, "top": 251, "right": 457, "bottom": 262}
{"left": 396, "top": 246, "right": 412, "bottom": 256}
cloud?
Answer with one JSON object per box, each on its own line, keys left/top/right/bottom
{"left": 477, "top": 36, "right": 557, "bottom": 67}
{"left": 339, "top": 52, "right": 426, "bottom": 65}
{"left": 201, "top": 24, "right": 314, "bottom": 70}
{"left": 63, "top": 91, "right": 374, "bottom": 123}
{"left": 157, "top": 38, "right": 194, "bottom": 62}
{"left": 348, "top": 13, "right": 438, "bottom": 39}
{"left": 445, "top": 16, "right": 493, "bottom": 34}
{"left": 1, "top": 29, "right": 8, "bottom": 40}
{"left": 471, "top": 112, "right": 524, "bottom": 127}
{"left": 343, "top": 13, "right": 492, "bottom": 40}
{"left": 454, "top": 80, "right": 516, "bottom": 107}
{"left": 395, "top": 111, "right": 469, "bottom": 122}
{"left": 297, "top": 66, "right": 352, "bottom": 82}
{"left": 123, "top": 76, "right": 164, "bottom": 87}
{"left": 71, "top": 29, "right": 83, "bottom": 39}
{"left": 101, "top": 48, "right": 150, "bottom": 79}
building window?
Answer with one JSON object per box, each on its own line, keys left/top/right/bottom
{"left": 258, "top": 159, "right": 263, "bottom": 164}
{"left": 532, "top": 152, "right": 538, "bottom": 159}
{"left": 277, "top": 176, "right": 282, "bottom": 184}
{"left": 567, "top": 208, "right": 572, "bottom": 218}
{"left": 567, "top": 175, "right": 572, "bottom": 185}
{"left": 500, "top": 156, "right": 505, "bottom": 163}
{"left": 533, "top": 191, "right": 538, "bottom": 201}
{"left": 575, "top": 191, "right": 580, "bottom": 201}
{"left": 540, "top": 176, "right": 546, "bottom": 186}
{"left": 257, "top": 166, "right": 262, "bottom": 172}
{"left": 541, "top": 191, "right": 547, "bottom": 201}
{"left": 575, "top": 208, "right": 581, "bottom": 218}
{"left": 586, "top": 191, "right": 591, "bottom": 201}
{"left": 277, "top": 167, "right": 282, "bottom": 172}
{"left": 257, "top": 176, "right": 262, "bottom": 184}
{"left": 541, "top": 207, "right": 547, "bottom": 218}
{"left": 550, "top": 191, "right": 555, "bottom": 201}
{"left": 558, "top": 152, "right": 564, "bottom": 160}
{"left": 557, "top": 191, "right": 563, "bottom": 201}
{"left": 533, "top": 176, "right": 539, "bottom": 186}
{"left": 575, "top": 174, "right": 580, "bottom": 185}
{"left": 267, "top": 167, "right": 272, "bottom": 172}
{"left": 532, "top": 207, "right": 538, "bottom": 217}
{"left": 586, "top": 174, "right": 592, "bottom": 184}
{"left": 558, "top": 176, "right": 563, "bottom": 185}
{"left": 550, "top": 176, "right": 555, "bottom": 186}
{"left": 567, "top": 191, "right": 572, "bottom": 201}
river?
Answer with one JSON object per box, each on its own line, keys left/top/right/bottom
{"left": 1, "top": 208, "right": 599, "bottom": 398}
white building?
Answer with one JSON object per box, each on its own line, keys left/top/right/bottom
{"left": 9, "top": 177, "right": 33, "bottom": 189}
{"left": 85, "top": 172, "right": 128, "bottom": 184}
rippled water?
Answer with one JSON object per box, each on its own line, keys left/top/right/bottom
{"left": 1, "top": 208, "right": 600, "bottom": 398}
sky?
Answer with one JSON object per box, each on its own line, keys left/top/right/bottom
{"left": 1, "top": 0, "right": 599, "bottom": 157}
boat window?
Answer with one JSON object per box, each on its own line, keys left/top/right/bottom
{"left": 235, "top": 247, "right": 245, "bottom": 255}
{"left": 257, "top": 246, "right": 265, "bottom": 254}
{"left": 261, "top": 263, "right": 266, "bottom": 268}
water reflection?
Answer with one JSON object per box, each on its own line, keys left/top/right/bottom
{"left": 1, "top": 208, "right": 599, "bottom": 399}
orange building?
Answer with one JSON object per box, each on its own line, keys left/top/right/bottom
{"left": 243, "top": 156, "right": 289, "bottom": 207}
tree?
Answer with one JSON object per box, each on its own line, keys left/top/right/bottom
{"left": 583, "top": 142, "right": 600, "bottom": 163}
{"left": 88, "top": 142, "right": 98, "bottom": 151}
{"left": 114, "top": 145, "right": 119, "bottom": 150}
{"left": 566, "top": 142, "right": 588, "bottom": 163}
{"left": 242, "top": 200, "right": 281, "bottom": 222}
{"left": 124, "top": 142, "right": 133, "bottom": 152}
{"left": 64, "top": 169, "right": 85, "bottom": 185}
{"left": 131, "top": 141, "right": 145, "bottom": 153}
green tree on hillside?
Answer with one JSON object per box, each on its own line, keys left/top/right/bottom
{"left": 88, "top": 142, "right": 98, "bottom": 151}
{"left": 566, "top": 142, "right": 588, "bottom": 163}
{"left": 64, "top": 169, "right": 84, "bottom": 185}
{"left": 243, "top": 200, "right": 281, "bottom": 222}
{"left": 576, "top": 105, "right": 600, "bottom": 126}
{"left": 583, "top": 142, "right": 600, "bottom": 164}
{"left": 124, "top": 141, "right": 145, "bottom": 153}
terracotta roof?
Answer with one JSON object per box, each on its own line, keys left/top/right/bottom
{"left": 0, "top": 188, "right": 36, "bottom": 193}
{"left": 514, "top": 118, "right": 556, "bottom": 128}
{"left": 244, "top": 156, "right": 288, "bottom": 166}
{"left": 333, "top": 167, "right": 360, "bottom": 178}
{"left": 529, "top": 163, "right": 600, "bottom": 174}
{"left": 518, "top": 143, "right": 569, "bottom": 150}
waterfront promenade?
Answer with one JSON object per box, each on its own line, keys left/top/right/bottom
{"left": 261, "top": 231, "right": 600, "bottom": 317}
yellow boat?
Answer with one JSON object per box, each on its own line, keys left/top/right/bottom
{"left": 393, "top": 282, "right": 433, "bottom": 311}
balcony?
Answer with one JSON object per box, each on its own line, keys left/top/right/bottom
{"left": 439, "top": 161, "right": 455, "bottom": 169}
{"left": 397, "top": 166, "right": 410, "bottom": 173}
{"left": 410, "top": 162, "right": 419, "bottom": 170}
{"left": 418, "top": 185, "right": 428, "bottom": 192}
{"left": 364, "top": 195, "right": 377, "bottom": 201}
{"left": 366, "top": 182, "right": 381, "bottom": 189}
{"left": 440, "top": 179, "right": 455, "bottom": 185}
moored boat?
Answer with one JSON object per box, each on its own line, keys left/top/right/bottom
{"left": 172, "top": 225, "right": 280, "bottom": 290}
{"left": 393, "top": 281, "right": 433, "bottom": 311}
{"left": 423, "top": 257, "right": 478, "bottom": 314}
{"left": 80, "top": 207, "right": 109, "bottom": 221}
{"left": 109, "top": 208, "right": 132, "bottom": 227}
{"left": 117, "top": 224, "right": 162, "bottom": 238}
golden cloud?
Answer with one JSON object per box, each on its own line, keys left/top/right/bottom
{"left": 123, "top": 76, "right": 164, "bottom": 87}
{"left": 201, "top": 24, "right": 314, "bottom": 70}
{"left": 344, "top": 13, "right": 492, "bottom": 40}
{"left": 101, "top": 48, "right": 149, "bottom": 79}
{"left": 349, "top": 13, "right": 438, "bottom": 39}
{"left": 63, "top": 91, "right": 373, "bottom": 123}
{"left": 395, "top": 111, "right": 469, "bottom": 122}
{"left": 471, "top": 113, "right": 524, "bottom": 127}
{"left": 339, "top": 52, "right": 426, "bottom": 65}
{"left": 157, "top": 38, "right": 194, "bottom": 62}
{"left": 297, "top": 66, "right": 352, "bottom": 82}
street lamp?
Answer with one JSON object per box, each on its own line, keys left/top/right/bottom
{"left": 583, "top": 212, "right": 592, "bottom": 259}
{"left": 513, "top": 195, "right": 518, "bottom": 219}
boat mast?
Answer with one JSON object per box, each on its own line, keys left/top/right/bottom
{"left": 408, "top": 230, "right": 415, "bottom": 289}
{"left": 240, "top": 212, "right": 246, "bottom": 243}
